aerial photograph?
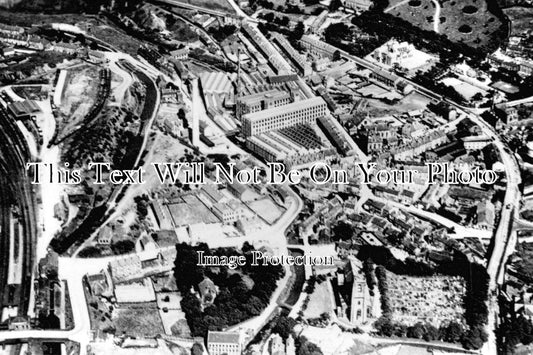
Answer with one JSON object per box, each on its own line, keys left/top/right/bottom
{"left": 0, "top": 0, "right": 533, "bottom": 354}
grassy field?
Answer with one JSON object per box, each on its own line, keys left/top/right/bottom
{"left": 57, "top": 65, "right": 100, "bottom": 138}
{"left": 0, "top": 10, "right": 86, "bottom": 27}
{"left": 503, "top": 6, "right": 533, "bottom": 36}
{"left": 177, "top": 0, "right": 235, "bottom": 13}
{"left": 114, "top": 306, "right": 165, "bottom": 337}
{"left": 386, "top": 0, "right": 503, "bottom": 48}
{"left": 304, "top": 281, "right": 333, "bottom": 319}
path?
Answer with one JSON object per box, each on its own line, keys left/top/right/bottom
{"left": 384, "top": 0, "right": 440, "bottom": 33}
{"left": 431, "top": 0, "right": 441, "bottom": 33}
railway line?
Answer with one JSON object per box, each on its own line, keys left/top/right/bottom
{"left": 0, "top": 102, "right": 38, "bottom": 319}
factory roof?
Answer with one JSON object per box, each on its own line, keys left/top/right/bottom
{"left": 243, "top": 96, "right": 326, "bottom": 122}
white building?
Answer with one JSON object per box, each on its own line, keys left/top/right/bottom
{"left": 207, "top": 331, "right": 242, "bottom": 355}
{"left": 343, "top": 0, "right": 372, "bottom": 11}
{"left": 367, "top": 39, "right": 436, "bottom": 71}
{"left": 242, "top": 96, "right": 327, "bottom": 136}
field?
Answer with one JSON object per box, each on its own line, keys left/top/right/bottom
{"left": 166, "top": 195, "right": 219, "bottom": 226}
{"left": 304, "top": 281, "right": 334, "bottom": 319}
{"left": 57, "top": 65, "right": 100, "bottom": 136}
{"left": 503, "top": 6, "right": 533, "bottom": 36}
{"left": 88, "top": 21, "right": 144, "bottom": 55}
{"left": 114, "top": 306, "right": 165, "bottom": 337}
{"left": 364, "top": 91, "right": 432, "bottom": 116}
{"left": 386, "top": 0, "right": 503, "bottom": 48}
{"left": 247, "top": 198, "right": 284, "bottom": 225}
{"left": 0, "top": 10, "right": 85, "bottom": 27}
{"left": 440, "top": 77, "right": 487, "bottom": 100}
{"left": 177, "top": 0, "right": 235, "bottom": 13}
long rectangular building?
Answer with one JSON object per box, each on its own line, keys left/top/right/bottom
{"left": 242, "top": 96, "right": 327, "bottom": 137}
{"left": 272, "top": 33, "right": 312, "bottom": 77}
{"left": 236, "top": 89, "right": 291, "bottom": 119}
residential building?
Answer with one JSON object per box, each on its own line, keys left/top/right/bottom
{"left": 343, "top": 0, "right": 372, "bottom": 11}
{"left": 96, "top": 226, "right": 113, "bottom": 245}
{"left": 269, "top": 334, "right": 285, "bottom": 355}
{"left": 211, "top": 200, "right": 246, "bottom": 223}
{"left": 310, "top": 10, "right": 328, "bottom": 33}
{"left": 0, "top": 23, "right": 24, "bottom": 36}
{"left": 207, "top": 331, "right": 242, "bottom": 355}
{"left": 114, "top": 278, "right": 156, "bottom": 303}
{"left": 300, "top": 34, "right": 337, "bottom": 58}
{"left": 476, "top": 200, "right": 495, "bottom": 230}
{"left": 170, "top": 46, "right": 189, "bottom": 60}
{"left": 462, "top": 135, "right": 492, "bottom": 151}
{"left": 272, "top": 33, "right": 312, "bottom": 76}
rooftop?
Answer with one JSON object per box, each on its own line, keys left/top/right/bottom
{"left": 243, "top": 96, "right": 327, "bottom": 122}
{"left": 207, "top": 330, "right": 241, "bottom": 344}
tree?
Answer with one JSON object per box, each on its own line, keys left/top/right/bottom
{"left": 374, "top": 317, "right": 395, "bottom": 337}
{"left": 329, "top": 0, "right": 343, "bottom": 11}
{"left": 290, "top": 21, "right": 305, "bottom": 43}
{"left": 272, "top": 315, "right": 297, "bottom": 339}
{"left": 442, "top": 321, "right": 464, "bottom": 343}
{"left": 362, "top": 258, "right": 376, "bottom": 295}
{"left": 134, "top": 194, "right": 150, "bottom": 219}
{"left": 332, "top": 50, "right": 341, "bottom": 62}
{"left": 407, "top": 322, "right": 425, "bottom": 339}
{"left": 297, "top": 337, "right": 323, "bottom": 355}
{"left": 520, "top": 75, "right": 533, "bottom": 97}
{"left": 462, "top": 325, "right": 488, "bottom": 350}
{"left": 78, "top": 246, "right": 101, "bottom": 258}
{"left": 263, "top": 12, "right": 275, "bottom": 23}
{"left": 332, "top": 221, "right": 354, "bottom": 241}
{"left": 424, "top": 324, "right": 439, "bottom": 341}
{"left": 191, "top": 342, "right": 203, "bottom": 355}
{"left": 111, "top": 240, "right": 135, "bottom": 255}
{"left": 471, "top": 92, "right": 484, "bottom": 102}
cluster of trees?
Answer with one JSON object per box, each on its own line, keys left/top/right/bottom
{"left": 331, "top": 220, "right": 355, "bottom": 241}
{"left": 271, "top": 315, "right": 297, "bottom": 339}
{"left": 329, "top": 0, "right": 343, "bottom": 11}
{"left": 258, "top": 12, "right": 291, "bottom": 28}
{"left": 412, "top": 68, "right": 466, "bottom": 104}
{"left": 498, "top": 311, "right": 533, "bottom": 353}
{"left": 208, "top": 25, "right": 237, "bottom": 42}
{"left": 257, "top": 21, "right": 305, "bottom": 52}
{"left": 174, "top": 243, "right": 284, "bottom": 337}
{"left": 110, "top": 239, "right": 135, "bottom": 255}
{"left": 189, "top": 48, "right": 237, "bottom": 72}
{"left": 296, "top": 336, "right": 323, "bottom": 355}
{"left": 375, "top": 265, "right": 391, "bottom": 315}
{"left": 324, "top": 22, "right": 384, "bottom": 58}
{"left": 134, "top": 194, "right": 150, "bottom": 220}
{"left": 51, "top": 204, "right": 108, "bottom": 254}
{"left": 351, "top": 8, "right": 506, "bottom": 64}
{"left": 10, "top": 0, "right": 116, "bottom": 13}
{"left": 362, "top": 259, "right": 376, "bottom": 296}
{"left": 374, "top": 317, "right": 486, "bottom": 347}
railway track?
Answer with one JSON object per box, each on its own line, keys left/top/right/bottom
{"left": 0, "top": 105, "right": 37, "bottom": 317}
